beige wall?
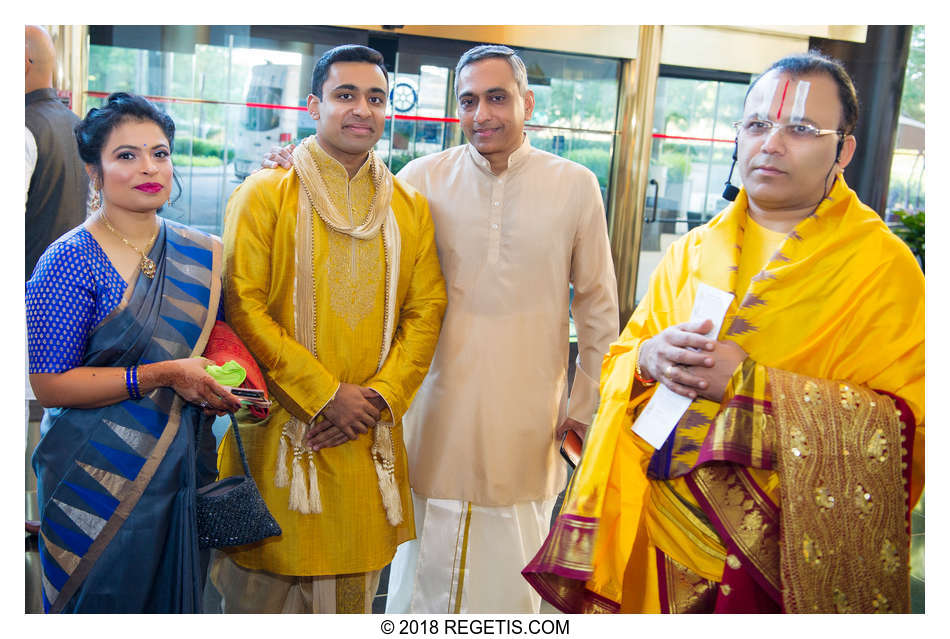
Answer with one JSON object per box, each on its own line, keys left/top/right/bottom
{"left": 346, "top": 25, "right": 866, "bottom": 68}
{"left": 661, "top": 26, "right": 866, "bottom": 73}
{"left": 348, "top": 25, "right": 643, "bottom": 59}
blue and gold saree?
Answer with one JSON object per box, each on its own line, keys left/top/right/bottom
{"left": 32, "top": 219, "right": 221, "bottom": 613}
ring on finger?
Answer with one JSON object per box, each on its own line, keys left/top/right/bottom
{"left": 665, "top": 364, "right": 675, "bottom": 378}
{"left": 199, "top": 401, "right": 208, "bottom": 408}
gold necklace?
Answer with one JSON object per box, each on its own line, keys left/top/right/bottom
{"left": 99, "top": 211, "right": 159, "bottom": 279}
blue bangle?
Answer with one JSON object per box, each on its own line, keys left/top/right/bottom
{"left": 125, "top": 365, "right": 142, "bottom": 400}
{"left": 124, "top": 366, "right": 132, "bottom": 399}
{"left": 132, "top": 365, "right": 142, "bottom": 400}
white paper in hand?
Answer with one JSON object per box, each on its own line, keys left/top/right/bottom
{"left": 632, "top": 282, "right": 735, "bottom": 449}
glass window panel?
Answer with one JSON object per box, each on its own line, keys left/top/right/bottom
{"left": 637, "top": 74, "right": 750, "bottom": 303}
{"left": 87, "top": 27, "right": 622, "bottom": 236}
{"left": 887, "top": 25, "right": 925, "bottom": 218}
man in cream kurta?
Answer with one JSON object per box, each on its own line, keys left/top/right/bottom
{"left": 212, "top": 46, "right": 446, "bottom": 614}
{"left": 390, "top": 46, "right": 619, "bottom": 613}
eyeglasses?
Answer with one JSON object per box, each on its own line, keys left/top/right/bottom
{"left": 732, "top": 118, "right": 843, "bottom": 141}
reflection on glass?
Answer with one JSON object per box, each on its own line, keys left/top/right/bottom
{"left": 523, "top": 50, "right": 619, "bottom": 132}
{"left": 244, "top": 87, "right": 281, "bottom": 131}
{"left": 86, "top": 28, "right": 622, "bottom": 237}
{"left": 520, "top": 49, "right": 619, "bottom": 209}
{"left": 636, "top": 75, "right": 750, "bottom": 303}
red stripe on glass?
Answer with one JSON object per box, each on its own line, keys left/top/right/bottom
{"left": 86, "top": 92, "right": 616, "bottom": 133}
{"left": 652, "top": 133, "right": 734, "bottom": 144}
{"left": 88, "top": 91, "right": 458, "bottom": 122}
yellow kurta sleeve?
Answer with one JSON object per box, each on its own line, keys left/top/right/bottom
{"left": 366, "top": 185, "right": 447, "bottom": 423}
{"left": 222, "top": 169, "right": 339, "bottom": 422}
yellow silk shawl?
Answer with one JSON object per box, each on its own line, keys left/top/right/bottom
{"left": 536, "top": 176, "right": 924, "bottom": 609}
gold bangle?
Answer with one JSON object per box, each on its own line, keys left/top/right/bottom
{"left": 635, "top": 350, "right": 656, "bottom": 385}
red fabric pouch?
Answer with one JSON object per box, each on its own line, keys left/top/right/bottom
{"left": 202, "top": 320, "right": 269, "bottom": 419}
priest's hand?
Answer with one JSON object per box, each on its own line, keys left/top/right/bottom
{"left": 639, "top": 319, "right": 717, "bottom": 399}
{"left": 261, "top": 143, "right": 295, "bottom": 170}
{"left": 319, "top": 382, "right": 379, "bottom": 439}
{"left": 690, "top": 340, "right": 748, "bottom": 403}
{"left": 556, "top": 417, "right": 588, "bottom": 441}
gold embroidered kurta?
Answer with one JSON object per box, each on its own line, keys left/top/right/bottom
{"left": 219, "top": 142, "right": 446, "bottom": 576}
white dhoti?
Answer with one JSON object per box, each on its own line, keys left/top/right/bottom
{"left": 387, "top": 490, "right": 556, "bottom": 613}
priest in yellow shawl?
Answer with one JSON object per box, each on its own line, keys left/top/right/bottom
{"left": 210, "top": 45, "right": 447, "bottom": 613}
{"left": 524, "top": 51, "right": 924, "bottom": 614}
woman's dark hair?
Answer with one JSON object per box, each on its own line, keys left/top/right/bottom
{"left": 76, "top": 92, "right": 176, "bottom": 164}
{"left": 311, "top": 44, "right": 388, "bottom": 98}
{"left": 75, "top": 92, "right": 181, "bottom": 205}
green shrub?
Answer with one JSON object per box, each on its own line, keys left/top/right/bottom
{"left": 892, "top": 209, "right": 925, "bottom": 271}
{"left": 564, "top": 148, "right": 611, "bottom": 189}
{"left": 388, "top": 153, "right": 414, "bottom": 175}
{"left": 659, "top": 150, "right": 691, "bottom": 183}
{"left": 172, "top": 154, "right": 224, "bottom": 167}
{"left": 175, "top": 135, "right": 235, "bottom": 161}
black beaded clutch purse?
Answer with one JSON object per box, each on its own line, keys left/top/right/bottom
{"left": 196, "top": 414, "right": 282, "bottom": 549}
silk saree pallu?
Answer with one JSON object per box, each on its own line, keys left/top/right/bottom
{"left": 524, "top": 178, "right": 923, "bottom": 613}
{"left": 32, "top": 220, "right": 221, "bottom": 613}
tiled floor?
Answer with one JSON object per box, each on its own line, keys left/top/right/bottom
{"left": 911, "top": 492, "right": 925, "bottom": 613}
{"left": 372, "top": 564, "right": 391, "bottom": 613}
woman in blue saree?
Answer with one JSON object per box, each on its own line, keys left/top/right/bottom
{"left": 26, "top": 93, "right": 242, "bottom": 613}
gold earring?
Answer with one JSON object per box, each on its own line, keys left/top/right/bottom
{"left": 90, "top": 181, "right": 102, "bottom": 211}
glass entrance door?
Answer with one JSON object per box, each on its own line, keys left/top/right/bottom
{"left": 635, "top": 72, "right": 749, "bottom": 303}
{"left": 377, "top": 37, "right": 471, "bottom": 174}
{"left": 85, "top": 26, "right": 623, "bottom": 238}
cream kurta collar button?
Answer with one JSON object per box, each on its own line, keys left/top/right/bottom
{"left": 467, "top": 144, "right": 493, "bottom": 174}
{"left": 505, "top": 135, "right": 532, "bottom": 170}
{"left": 467, "top": 134, "right": 532, "bottom": 176}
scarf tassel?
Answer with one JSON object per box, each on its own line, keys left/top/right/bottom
{"left": 275, "top": 418, "right": 325, "bottom": 515}
{"left": 372, "top": 424, "right": 403, "bottom": 526}
{"left": 274, "top": 426, "right": 290, "bottom": 488}
{"left": 288, "top": 451, "right": 310, "bottom": 514}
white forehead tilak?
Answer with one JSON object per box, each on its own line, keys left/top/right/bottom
{"left": 753, "top": 76, "right": 779, "bottom": 118}
{"left": 788, "top": 81, "right": 811, "bottom": 123}
{"left": 751, "top": 75, "right": 812, "bottom": 123}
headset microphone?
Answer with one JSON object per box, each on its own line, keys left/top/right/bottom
{"left": 722, "top": 138, "right": 740, "bottom": 201}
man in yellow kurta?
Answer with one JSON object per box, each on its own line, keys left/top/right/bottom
{"left": 211, "top": 45, "right": 446, "bottom": 613}
{"left": 524, "top": 52, "right": 924, "bottom": 613}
